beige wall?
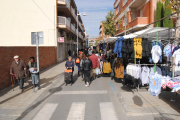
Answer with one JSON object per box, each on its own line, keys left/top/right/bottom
{"left": 0, "top": 0, "right": 56, "bottom": 46}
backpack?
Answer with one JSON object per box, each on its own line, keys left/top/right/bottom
{"left": 76, "top": 58, "right": 80, "bottom": 64}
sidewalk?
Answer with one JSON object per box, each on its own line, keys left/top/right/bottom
{"left": 0, "top": 61, "right": 67, "bottom": 120}
{"left": 114, "top": 80, "right": 180, "bottom": 120}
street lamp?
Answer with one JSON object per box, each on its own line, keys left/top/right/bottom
{"left": 77, "top": 12, "right": 86, "bottom": 55}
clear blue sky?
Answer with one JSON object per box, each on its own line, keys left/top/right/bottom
{"left": 75, "top": 0, "right": 115, "bottom": 38}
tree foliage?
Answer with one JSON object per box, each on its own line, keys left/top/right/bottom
{"left": 103, "top": 10, "right": 116, "bottom": 37}
{"left": 156, "top": 1, "right": 164, "bottom": 27}
{"left": 163, "top": 0, "right": 174, "bottom": 28}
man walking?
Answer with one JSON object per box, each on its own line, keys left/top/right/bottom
{"left": 82, "top": 54, "right": 92, "bottom": 87}
{"left": 89, "top": 51, "right": 98, "bottom": 80}
{"left": 10, "top": 55, "right": 27, "bottom": 92}
{"left": 68, "top": 49, "right": 72, "bottom": 56}
{"left": 84, "top": 48, "right": 88, "bottom": 56}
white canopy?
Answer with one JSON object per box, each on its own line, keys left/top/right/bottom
{"left": 100, "top": 27, "right": 174, "bottom": 44}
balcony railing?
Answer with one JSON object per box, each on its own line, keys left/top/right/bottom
{"left": 71, "top": 24, "right": 76, "bottom": 33}
{"left": 129, "top": 17, "right": 148, "bottom": 28}
{"left": 57, "top": 16, "right": 70, "bottom": 28}
{"left": 58, "top": 0, "right": 70, "bottom": 9}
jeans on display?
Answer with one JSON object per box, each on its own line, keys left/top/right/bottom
{"left": 161, "top": 66, "right": 172, "bottom": 77}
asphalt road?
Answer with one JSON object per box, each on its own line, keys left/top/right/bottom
{"left": 26, "top": 66, "right": 128, "bottom": 120}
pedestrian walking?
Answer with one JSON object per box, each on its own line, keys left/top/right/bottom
{"left": 88, "top": 48, "right": 92, "bottom": 56}
{"left": 65, "top": 56, "right": 74, "bottom": 85}
{"left": 84, "top": 48, "right": 88, "bottom": 56}
{"left": 75, "top": 54, "right": 81, "bottom": 77}
{"left": 10, "top": 55, "right": 27, "bottom": 92}
{"left": 27, "top": 57, "right": 40, "bottom": 89}
{"left": 89, "top": 51, "right": 98, "bottom": 80}
{"left": 82, "top": 54, "right": 92, "bottom": 87}
{"left": 80, "top": 53, "right": 86, "bottom": 81}
{"left": 68, "top": 49, "right": 72, "bottom": 56}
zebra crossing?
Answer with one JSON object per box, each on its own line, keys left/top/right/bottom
{"left": 33, "top": 102, "right": 119, "bottom": 120}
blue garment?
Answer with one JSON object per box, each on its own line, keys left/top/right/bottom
{"left": 173, "top": 46, "right": 179, "bottom": 54}
{"left": 149, "top": 42, "right": 162, "bottom": 63}
{"left": 103, "top": 43, "right": 105, "bottom": 52}
{"left": 163, "top": 45, "right": 172, "bottom": 57}
{"left": 161, "top": 66, "right": 172, "bottom": 77}
{"left": 148, "top": 74, "right": 162, "bottom": 96}
{"left": 113, "top": 37, "right": 123, "bottom": 58}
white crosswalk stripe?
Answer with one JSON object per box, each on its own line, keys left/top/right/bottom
{"left": 100, "top": 102, "right": 119, "bottom": 120}
{"left": 33, "top": 102, "right": 119, "bottom": 120}
{"left": 54, "top": 90, "right": 108, "bottom": 95}
{"left": 33, "top": 103, "right": 58, "bottom": 120}
{"left": 67, "top": 102, "right": 86, "bottom": 120}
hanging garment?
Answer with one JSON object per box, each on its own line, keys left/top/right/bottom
{"left": 113, "top": 37, "right": 123, "bottom": 58}
{"left": 103, "top": 62, "right": 111, "bottom": 73}
{"left": 121, "top": 39, "right": 134, "bottom": 58}
{"left": 114, "top": 65, "right": 124, "bottom": 79}
{"left": 142, "top": 38, "right": 152, "bottom": 57}
{"left": 149, "top": 41, "right": 162, "bottom": 63}
{"left": 134, "top": 38, "right": 143, "bottom": 59}
{"left": 149, "top": 66, "right": 162, "bottom": 75}
{"left": 173, "top": 49, "right": 180, "bottom": 65}
{"left": 148, "top": 73, "right": 162, "bottom": 97}
{"left": 161, "top": 66, "right": 172, "bottom": 77}
{"left": 151, "top": 45, "right": 162, "bottom": 63}
{"left": 141, "top": 66, "right": 150, "bottom": 86}
{"left": 103, "top": 43, "right": 105, "bottom": 52}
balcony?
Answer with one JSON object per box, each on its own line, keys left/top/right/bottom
{"left": 129, "top": 0, "right": 147, "bottom": 8}
{"left": 57, "top": 0, "right": 70, "bottom": 9}
{"left": 57, "top": 16, "right": 71, "bottom": 28}
{"left": 129, "top": 17, "right": 148, "bottom": 28}
{"left": 71, "top": 23, "right": 76, "bottom": 33}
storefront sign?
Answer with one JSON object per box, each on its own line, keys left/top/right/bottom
{"left": 58, "top": 37, "right": 64, "bottom": 42}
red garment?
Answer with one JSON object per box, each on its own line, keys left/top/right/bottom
{"left": 89, "top": 54, "right": 98, "bottom": 68}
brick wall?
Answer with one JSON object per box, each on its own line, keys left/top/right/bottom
{"left": 0, "top": 46, "right": 56, "bottom": 90}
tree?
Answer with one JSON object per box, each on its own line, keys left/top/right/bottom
{"left": 103, "top": 10, "right": 116, "bottom": 37}
{"left": 163, "top": 0, "right": 174, "bottom": 28}
{"left": 162, "top": 0, "right": 180, "bottom": 39}
{"left": 156, "top": 1, "right": 164, "bottom": 27}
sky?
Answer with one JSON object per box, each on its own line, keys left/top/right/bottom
{"left": 74, "top": 0, "right": 115, "bottom": 38}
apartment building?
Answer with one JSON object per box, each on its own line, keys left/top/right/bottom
{"left": 114, "top": 0, "right": 158, "bottom": 36}
{"left": 0, "top": 0, "right": 85, "bottom": 90}
{"left": 99, "top": 22, "right": 105, "bottom": 37}
{"left": 99, "top": 21, "right": 111, "bottom": 39}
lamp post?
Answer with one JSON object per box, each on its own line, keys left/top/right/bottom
{"left": 77, "top": 12, "right": 86, "bottom": 55}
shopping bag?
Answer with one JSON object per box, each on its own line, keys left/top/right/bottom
{"left": 96, "top": 68, "right": 100, "bottom": 75}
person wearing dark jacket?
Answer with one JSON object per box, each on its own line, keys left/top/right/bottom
{"left": 82, "top": 54, "right": 92, "bottom": 87}
{"left": 68, "top": 49, "right": 72, "bottom": 56}
{"left": 84, "top": 48, "right": 88, "bottom": 56}
{"left": 10, "top": 55, "right": 27, "bottom": 92}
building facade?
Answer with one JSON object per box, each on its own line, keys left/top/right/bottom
{"left": 114, "top": 0, "right": 158, "bottom": 36}
{"left": 0, "top": 0, "right": 85, "bottom": 90}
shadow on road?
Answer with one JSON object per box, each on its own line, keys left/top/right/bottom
{"left": 15, "top": 81, "right": 65, "bottom": 120}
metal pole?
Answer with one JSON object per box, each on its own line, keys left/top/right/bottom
{"left": 77, "top": 15, "right": 79, "bottom": 55}
{"left": 54, "top": 6, "right": 57, "bottom": 63}
{"left": 36, "top": 32, "right": 41, "bottom": 90}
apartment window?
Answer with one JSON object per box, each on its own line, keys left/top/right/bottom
{"left": 140, "top": 8, "right": 143, "bottom": 17}
{"left": 116, "top": 5, "right": 119, "bottom": 15}
{"left": 31, "top": 32, "right": 44, "bottom": 45}
{"left": 116, "top": 23, "right": 119, "bottom": 30}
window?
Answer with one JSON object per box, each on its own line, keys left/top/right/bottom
{"left": 116, "top": 23, "right": 119, "bottom": 30}
{"left": 116, "top": 5, "right": 119, "bottom": 15}
{"left": 140, "top": 8, "right": 143, "bottom": 17}
{"left": 31, "top": 32, "right": 44, "bottom": 45}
